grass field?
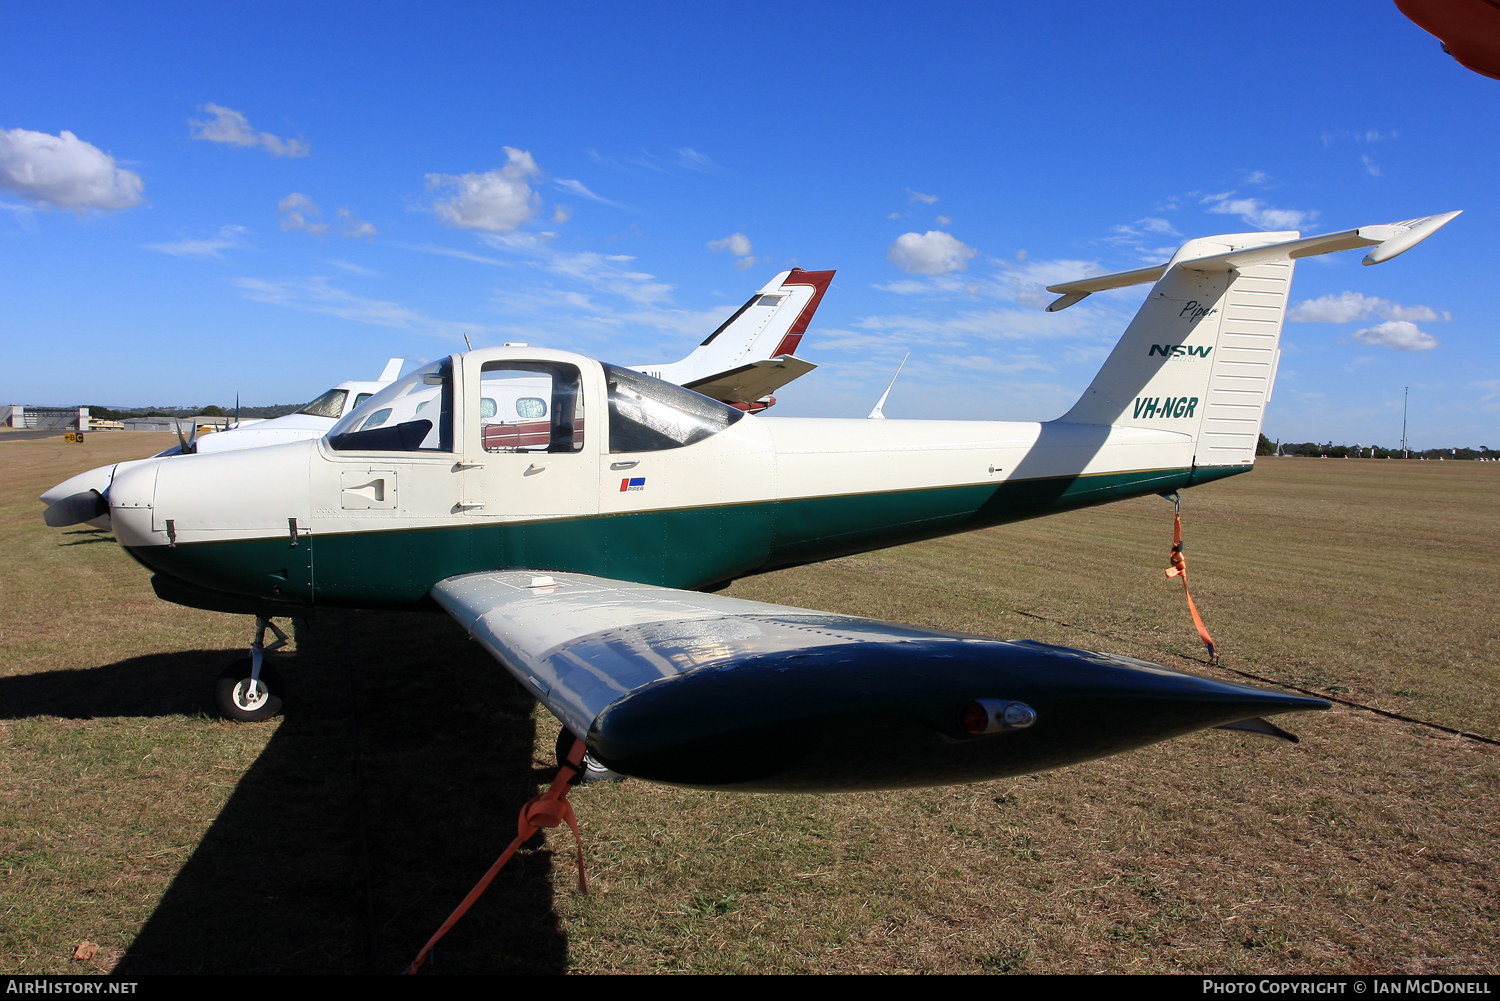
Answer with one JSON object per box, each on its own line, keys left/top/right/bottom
{"left": 1, "top": 432, "right": 1496, "bottom": 974}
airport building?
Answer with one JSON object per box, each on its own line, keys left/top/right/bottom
{"left": 5, "top": 406, "right": 246, "bottom": 432}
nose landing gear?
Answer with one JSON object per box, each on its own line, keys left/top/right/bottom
{"left": 216, "top": 616, "right": 288, "bottom": 722}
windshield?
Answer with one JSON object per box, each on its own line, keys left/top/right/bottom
{"left": 602, "top": 363, "right": 742, "bottom": 453}
{"left": 298, "top": 388, "right": 348, "bottom": 418}
{"left": 327, "top": 359, "right": 453, "bottom": 452}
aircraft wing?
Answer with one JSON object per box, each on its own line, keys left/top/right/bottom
{"left": 431, "top": 570, "right": 1326, "bottom": 792}
{"left": 682, "top": 355, "right": 817, "bottom": 407}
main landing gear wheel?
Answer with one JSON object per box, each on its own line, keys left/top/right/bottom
{"left": 217, "top": 658, "right": 285, "bottom": 722}
{"left": 555, "top": 730, "right": 623, "bottom": 784}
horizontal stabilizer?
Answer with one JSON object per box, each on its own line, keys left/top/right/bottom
{"left": 432, "top": 571, "right": 1326, "bottom": 792}
{"left": 1045, "top": 264, "right": 1169, "bottom": 310}
{"left": 684, "top": 355, "right": 817, "bottom": 406}
{"left": 1045, "top": 211, "right": 1461, "bottom": 311}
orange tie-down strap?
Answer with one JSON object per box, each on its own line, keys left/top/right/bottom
{"left": 1165, "top": 505, "right": 1218, "bottom": 664}
{"left": 404, "top": 737, "right": 589, "bottom": 975}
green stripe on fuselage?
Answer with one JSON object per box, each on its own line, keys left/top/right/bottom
{"left": 129, "top": 464, "right": 1248, "bottom": 612}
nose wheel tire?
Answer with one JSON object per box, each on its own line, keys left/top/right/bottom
{"left": 554, "top": 730, "right": 623, "bottom": 784}
{"left": 216, "top": 658, "right": 285, "bottom": 722}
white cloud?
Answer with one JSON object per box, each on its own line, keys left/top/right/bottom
{"left": 278, "top": 192, "right": 329, "bottom": 237}
{"left": 336, "top": 207, "right": 376, "bottom": 240}
{"left": 675, "top": 148, "right": 715, "bottom": 170}
{"left": 146, "top": 224, "right": 248, "bottom": 258}
{"left": 887, "top": 231, "right": 978, "bottom": 275}
{"left": 1289, "top": 291, "right": 1447, "bottom": 324}
{"left": 1350, "top": 320, "right": 1438, "bottom": 352}
{"left": 190, "top": 104, "right": 308, "bottom": 157}
{"left": 553, "top": 177, "right": 623, "bottom": 207}
{"left": 708, "top": 232, "right": 752, "bottom": 257}
{"left": 1362, "top": 155, "right": 1381, "bottom": 177}
{"left": 906, "top": 189, "right": 938, "bottom": 205}
{"left": 551, "top": 205, "right": 572, "bottom": 224}
{"left": 234, "top": 275, "right": 486, "bottom": 340}
{"left": 1137, "top": 217, "right": 1179, "bottom": 235}
{"left": 936, "top": 215, "right": 951, "bottom": 226}
{"left": 0, "top": 128, "right": 145, "bottom": 212}
{"left": 426, "top": 148, "right": 541, "bottom": 233}
{"left": 708, "top": 232, "right": 756, "bottom": 269}
{"left": 405, "top": 242, "right": 511, "bottom": 267}
{"left": 1201, "top": 191, "right": 1315, "bottom": 231}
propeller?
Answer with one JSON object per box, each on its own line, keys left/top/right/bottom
{"left": 174, "top": 417, "right": 200, "bottom": 455}
{"left": 43, "top": 489, "right": 109, "bottom": 528}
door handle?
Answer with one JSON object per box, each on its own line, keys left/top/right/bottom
{"left": 456, "top": 500, "right": 485, "bottom": 510}
{"left": 610, "top": 460, "right": 638, "bottom": 470}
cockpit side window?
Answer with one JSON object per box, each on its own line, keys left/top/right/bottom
{"left": 602, "top": 363, "right": 743, "bottom": 453}
{"left": 478, "top": 361, "right": 584, "bottom": 454}
{"left": 327, "top": 359, "right": 454, "bottom": 452}
{"left": 298, "top": 388, "right": 348, "bottom": 418}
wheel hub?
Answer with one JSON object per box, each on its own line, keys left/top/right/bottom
{"left": 233, "top": 679, "right": 269, "bottom": 712}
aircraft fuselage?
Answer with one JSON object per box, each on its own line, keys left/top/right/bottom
{"left": 106, "top": 347, "right": 1244, "bottom": 616}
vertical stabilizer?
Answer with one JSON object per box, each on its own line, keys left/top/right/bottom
{"left": 1049, "top": 212, "right": 1459, "bottom": 468}
{"left": 1058, "top": 232, "right": 1296, "bottom": 467}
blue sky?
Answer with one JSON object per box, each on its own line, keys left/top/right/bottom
{"left": 2, "top": 1, "right": 1495, "bottom": 448}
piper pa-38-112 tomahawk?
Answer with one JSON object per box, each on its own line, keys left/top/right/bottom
{"left": 54, "top": 213, "right": 1457, "bottom": 792}
{"left": 40, "top": 268, "right": 833, "bottom": 532}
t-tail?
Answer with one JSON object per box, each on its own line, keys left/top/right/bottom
{"left": 1050, "top": 212, "right": 1460, "bottom": 466}
{"left": 639, "top": 268, "right": 835, "bottom": 412}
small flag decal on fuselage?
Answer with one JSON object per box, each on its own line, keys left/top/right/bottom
{"left": 620, "top": 477, "right": 646, "bottom": 492}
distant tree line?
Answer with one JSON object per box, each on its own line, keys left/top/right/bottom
{"left": 1256, "top": 434, "right": 1494, "bottom": 459}
{"left": 83, "top": 403, "right": 305, "bottom": 420}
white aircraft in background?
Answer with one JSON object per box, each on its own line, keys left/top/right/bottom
{"left": 41, "top": 268, "right": 834, "bottom": 529}
{"left": 192, "top": 358, "right": 407, "bottom": 454}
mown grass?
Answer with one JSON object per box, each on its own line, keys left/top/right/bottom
{"left": 1, "top": 436, "right": 1495, "bottom": 974}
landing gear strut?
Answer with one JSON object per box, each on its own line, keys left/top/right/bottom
{"left": 216, "top": 616, "right": 287, "bottom": 722}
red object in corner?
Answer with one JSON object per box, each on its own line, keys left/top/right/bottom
{"left": 1395, "top": 0, "right": 1500, "bottom": 81}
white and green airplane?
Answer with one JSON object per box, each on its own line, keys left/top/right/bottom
{"left": 80, "top": 213, "right": 1458, "bottom": 791}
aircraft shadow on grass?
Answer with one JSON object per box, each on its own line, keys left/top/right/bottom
{"left": 2, "top": 611, "right": 569, "bottom": 974}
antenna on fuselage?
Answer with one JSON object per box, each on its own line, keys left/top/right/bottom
{"left": 463, "top": 333, "right": 474, "bottom": 351}
{"left": 867, "top": 353, "right": 909, "bottom": 420}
